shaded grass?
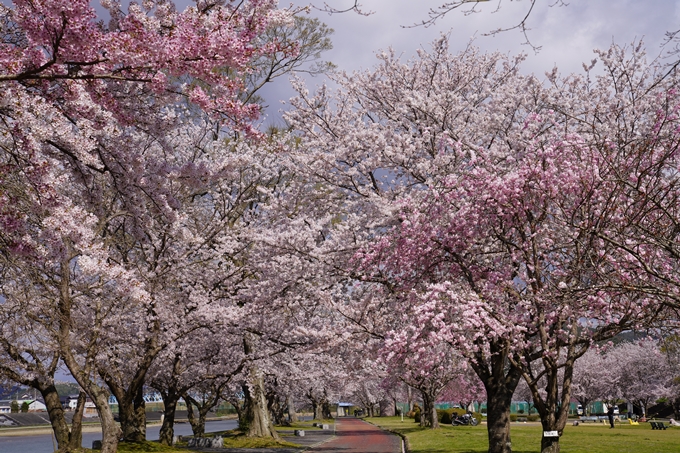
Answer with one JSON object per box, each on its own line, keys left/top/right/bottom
{"left": 116, "top": 440, "right": 187, "bottom": 453}
{"left": 366, "top": 417, "right": 680, "bottom": 453}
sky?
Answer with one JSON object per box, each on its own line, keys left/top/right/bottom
{"left": 258, "top": 1, "right": 680, "bottom": 121}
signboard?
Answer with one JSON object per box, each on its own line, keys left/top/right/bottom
{"left": 543, "top": 431, "right": 559, "bottom": 437}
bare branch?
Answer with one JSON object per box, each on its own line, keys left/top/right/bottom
{"left": 406, "top": 0, "right": 569, "bottom": 53}
{"left": 311, "top": 1, "right": 373, "bottom": 16}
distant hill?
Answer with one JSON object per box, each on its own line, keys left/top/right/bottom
{"left": 0, "top": 384, "right": 21, "bottom": 400}
{"left": 55, "top": 381, "right": 82, "bottom": 397}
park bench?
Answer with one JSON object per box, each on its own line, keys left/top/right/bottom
{"left": 650, "top": 421, "right": 668, "bottom": 430}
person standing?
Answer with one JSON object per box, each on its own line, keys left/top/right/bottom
{"left": 607, "top": 405, "right": 615, "bottom": 428}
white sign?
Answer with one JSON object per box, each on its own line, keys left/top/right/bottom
{"left": 543, "top": 431, "right": 559, "bottom": 437}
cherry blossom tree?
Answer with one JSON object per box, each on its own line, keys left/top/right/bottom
{"left": 608, "top": 340, "right": 674, "bottom": 417}
{"left": 284, "top": 36, "right": 541, "bottom": 452}
{"left": 440, "top": 365, "right": 487, "bottom": 414}
{"left": 570, "top": 348, "right": 615, "bottom": 417}
{"left": 0, "top": 293, "right": 86, "bottom": 451}
{"left": 285, "top": 34, "right": 680, "bottom": 453}
{"left": 148, "top": 326, "right": 247, "bottom": 444}
{"left": 0, "top": 2, "right": 344, "bottom": 451}
{"left": 382, "top": 301, "right": 478, "bottom": 429}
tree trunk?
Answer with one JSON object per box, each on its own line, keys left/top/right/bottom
{"left": 485, "top": 386, "right": 515, "bottom": 453}
{"left": 186, "top": 397, "right": 207, "bottom": 437}
{"left": 56, "top": 251, "right": 121, "bottom": 453}
{"left": 92, "top": 390, "right": 122, "bottom": 453}
{"left": 242, "top": 370, "right": 279, "bottom": 439}
{"left": 67, "top": 391, "right": 86, "bottom": 451}
{"left": 116, "top": 386, "right": 147, "bottom": 442}
{"left": 159, "top": 390, "right": 180, "bottom": 446}
{"left": 468, "top": 342, "right": 522, "bottom": 453}
{"left": 312, "top": 399, "right": 323, "bottom": 421}
{"left": 407, "top": 386, "right": 414, "bottom": 413}
{"left": 267, "top": 388, "right": 286, "bottom": 425}
{"left": 540, "top": 430, "right": 560, "bottom": 453}
{"left": 287, "top": 395, "right": 298, "bottom": 423}
{"left": 322, "top": 400, "right": 333, "bottom": 419}
{"left": 40, "top": 383, "right": 73, "bottom": 450}
{"left": 420, "top": 392, "right": 439, "bottom": 428}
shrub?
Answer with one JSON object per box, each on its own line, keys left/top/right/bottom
{"left": 528, "top": 415, "right": 539, "bottom": 422}
{"left": 409, "top": 403, "right": 421, "bottom": 421}
{"left": 437, "top": 409, "right": 456, "bottom": 425}
{"left": 451, "top": 408, "right": 467, "bottom": 417}
{"left": 509, "top": 414, "right": 518, "bottom": 422}
{"left": 20, "top": 401, "right": 29, "bottom": 413}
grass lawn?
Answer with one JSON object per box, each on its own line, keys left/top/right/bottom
{"left": 366, "top": 417, "right": 680, "bottom": 453}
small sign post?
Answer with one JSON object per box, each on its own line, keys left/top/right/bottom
{"left": 543, "top": 431, "right": 559, "bottom": 437}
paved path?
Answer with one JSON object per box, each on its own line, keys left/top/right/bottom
{"left": 307, "top": 418, "right": 401, "bottom": 453}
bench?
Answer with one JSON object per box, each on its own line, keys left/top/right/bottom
{"left": 650, "top": 421, "right": 668, "bottom": 430}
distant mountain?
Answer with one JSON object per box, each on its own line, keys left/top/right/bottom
{"left": 0, "top": 384, "right": 22, "bottom": 400}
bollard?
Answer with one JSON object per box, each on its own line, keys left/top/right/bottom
{"left": 92, "top": 440, "right": 102, "bottom": 450}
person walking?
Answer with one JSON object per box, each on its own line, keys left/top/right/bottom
{"left": 607, "top": 405, "right": 615, "bottom": 429}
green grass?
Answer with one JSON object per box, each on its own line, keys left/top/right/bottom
{"left": 366, "top": 417, "right": 680, "bottom": 453}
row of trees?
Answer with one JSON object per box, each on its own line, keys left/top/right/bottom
{"left": 283, "top": 34, "right": 680, "bottom": 453}
{"left": 571, "top": 340, "right": 676, "bottom": 419}
{"left": 0, "top": 3, "right": 679, "bottom": 453}
{"left": 0, "top": 1, "right": 351, "bottom": 452}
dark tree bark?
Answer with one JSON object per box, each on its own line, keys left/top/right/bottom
{"left": 110, "top": 385, "right": 147, "bottom": 443}
{"left": 420, "top": 391, "right": 439, "bottom": 428}
{"left": 158, "top": 389, "right": 181, "bottom": 446}
{"left": 309, "top": 394, "right": 323, "bottom": 421}
{"left": 469, "top": 344, "right": 523, "bottom": 453}
{"left": 185, "top": 395, "right": 208, "bottom": 437}
{"left": 322, "top": 400, "right": 333, "bottom": 419}
{"left": 0, "top": 340, "right": 84, "bottom": 451}
{"left": 266, "top": 387, "right": 287, "bottom": 426}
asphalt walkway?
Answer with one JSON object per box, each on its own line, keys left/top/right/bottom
{"left": 190, "top": 418, "right": 401, "bottom": 453}
{"left": 306, "top": 418, "right": 402, "bottom": 453}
